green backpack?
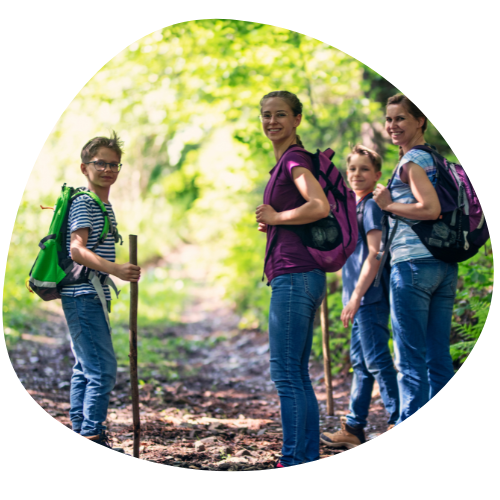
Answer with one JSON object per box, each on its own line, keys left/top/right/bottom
{"left": 28, "top": 185, "right": 122, "bottom": 318}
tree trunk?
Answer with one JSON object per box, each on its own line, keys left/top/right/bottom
{"left": 321, "top": 295, "right": 334, "bottom": 416}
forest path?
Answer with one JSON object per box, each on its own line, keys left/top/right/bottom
{"left": 9, "top": 247, "right": 392, "bottom": 470}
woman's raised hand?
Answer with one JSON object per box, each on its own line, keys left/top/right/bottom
{"left": 373, "top": 184, "right": 393, "bottom": 211}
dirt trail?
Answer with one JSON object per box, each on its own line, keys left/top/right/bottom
{"left": 8, "top": 259, "right": 392, "bottom": 470}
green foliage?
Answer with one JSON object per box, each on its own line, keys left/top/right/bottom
{"left": 312, "top": 276, "right": 351, "bottom": 374}
{"left": 451, "top": 247, "right": 493, "bottom": 364}
{"left": 450, "top": 297, "right": 489, "bottom": 363}
{"left": 111, "top": 325, "right": 220, "bottom": 381}
{"left": 3, "top": 20, "right": 491, "bottom": 374}
{"left": 3, "top": 199, "right": 51, "bottom": 347}
{"left": 111, "top": 269, "right": 188, "bottom": 327}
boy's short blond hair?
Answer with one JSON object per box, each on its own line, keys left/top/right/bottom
{"left": 347, "top": 144, "right": 382, "bottom": 172}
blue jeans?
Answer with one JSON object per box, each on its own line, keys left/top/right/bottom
{"left": 269, "top": 270, "right": 326, "bottom": 467}
{"left": 346, "top": 299, "right": 399, "bottom": 428}
{"left": 61, "top": 294, "right": 117, "bottom": 436}
{"left": 390, "top": 258, "right": 458, "bottom": 422}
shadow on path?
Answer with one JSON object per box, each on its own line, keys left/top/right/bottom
{"left": 7, "top": 284, "right": 392, "bottom": 470}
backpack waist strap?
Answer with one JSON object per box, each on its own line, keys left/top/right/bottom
{"left": 88, "top": 271, "right": 120, "bottom": 332}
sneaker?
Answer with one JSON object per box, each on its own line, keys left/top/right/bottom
{"left": 275, "top": 460, "right": 285, "bottom": 468}
{"left": 85, "top": 433, "right": 125, "bottom": 453}
{"left": 320, "top": 417, "right": 366, "bottom": 449}
{"left": 387, "top": 424, "right": 395, "bottom": 431}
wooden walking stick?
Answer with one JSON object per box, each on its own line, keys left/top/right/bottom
{"left": 129, "top": 235, "right": 141, "bottom": 458}
{"left": 321, "top": 294, "right": 334, "bottom": 416}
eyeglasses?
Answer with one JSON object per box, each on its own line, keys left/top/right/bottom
{"left": 259, "top": 112, "right": 290, "bottom": 122}
{"left": 86, "top": 161, "right": 122, "bottom": 173}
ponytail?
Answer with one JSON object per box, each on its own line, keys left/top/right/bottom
{"left": 295, "top": 134, "right": 304, "bottom": 148}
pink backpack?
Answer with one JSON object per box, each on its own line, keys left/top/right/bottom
{"left": 264, "top": 146, "right": 358, "bottom": 275}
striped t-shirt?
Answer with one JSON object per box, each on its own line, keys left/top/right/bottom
{"left": 60, "top": 194, "right": 117, "bottom": 300}
{"left": 389, "top": 149, "right": 437, "bottom": 264}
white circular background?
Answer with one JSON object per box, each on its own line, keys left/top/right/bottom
{"left": 1, "top": 1, "right": 498, "bottom": 498}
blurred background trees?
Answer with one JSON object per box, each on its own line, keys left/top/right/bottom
{"left": 3, "top": 20, "right": 491, "bottom": 374}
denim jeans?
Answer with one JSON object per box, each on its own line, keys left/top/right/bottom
{"left": 390, "top": 258, "right": 458, "bottom": 422}
{"left": 269, "top": 270, "right": 326, "bottom": 466}
{"left": 346, "top": 298, "right": 400, "bottom": 429}
{"left": 61, "top": 294, "right": 117, "bottom": 436}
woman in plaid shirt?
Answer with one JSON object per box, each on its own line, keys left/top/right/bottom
{"left": 373, "top": 94, "right": 458, "bottom": 423}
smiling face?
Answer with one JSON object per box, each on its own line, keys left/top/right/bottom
{"left": 81, "top": 147, "right": 120, "bottom": 191}
{"left": 260, "top": 97, "right": 302, "bottom": 145}
{"left": 385, "top": 103, "right": 426, "bottom": 153}
{"left": 347, "top": 153, "right": 382, "bottom": 197}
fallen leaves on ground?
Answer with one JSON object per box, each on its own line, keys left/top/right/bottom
{"left": 8, "top": 298, "right": 392, "bottom": 471}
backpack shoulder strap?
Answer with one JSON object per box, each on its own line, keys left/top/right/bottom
{"left": 307, "top": 149, "right": 321, "bottom": 180}
{"left": 411, "top": 144, "right": 440, "bottom": 156}
{"left": 71, "top": 190, "right": 110, "bottom": 245}
{"left": 373, "top": 166, "right": 401, "bottom": 287}
{"left": 70, "top": 189, "right": 123, "bottom": 248}
{"left": 357, "top": 192, "right": 374, "bottom": 247}
{"left": 409, "top": 144, "right": 446, "bottom": 169}
{"left": 309, "top": 148, "right": 337, "bottom": 182}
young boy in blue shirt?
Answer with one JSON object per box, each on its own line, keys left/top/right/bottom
{"left": 320, "top": 145, "right": 399, "bottom": 448}
{"left": 60, "top": 132, "right": 141, "bottom": 450}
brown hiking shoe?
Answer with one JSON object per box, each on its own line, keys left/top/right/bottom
{"left": 320, "top": 418, "right": 366, "bottom": 449}
{"left": 85, "top": 433, "right": 125, "bottom": 453}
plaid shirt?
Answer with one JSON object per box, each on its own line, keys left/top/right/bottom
{"left": 389, "top": 149, "right": 437, "bottom": 265}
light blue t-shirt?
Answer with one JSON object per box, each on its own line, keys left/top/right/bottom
{"left": 389, "top": 149, "right": 437, "bottom": 264}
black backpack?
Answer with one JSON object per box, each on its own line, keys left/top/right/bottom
{"left": 374, "top": 144, "right": 489, "bottom": 287}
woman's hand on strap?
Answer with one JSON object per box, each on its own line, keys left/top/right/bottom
{"left": 373, "top": 184, "right": 393, "bottom": 210}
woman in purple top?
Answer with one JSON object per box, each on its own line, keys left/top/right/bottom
{"left": 255, "top": 91, "right": 330, "bottom": 467}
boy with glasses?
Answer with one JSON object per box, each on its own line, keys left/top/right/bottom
{"left": 60, "top": 132, "right": 140, "bottom": 451}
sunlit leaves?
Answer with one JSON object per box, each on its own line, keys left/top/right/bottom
{"left": 8, "top": 19, "right": 488, "bottom": 365}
